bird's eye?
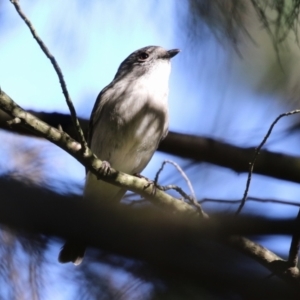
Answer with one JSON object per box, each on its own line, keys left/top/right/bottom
{"left": 138, "top": 52, "right": 149, "bottom": 61}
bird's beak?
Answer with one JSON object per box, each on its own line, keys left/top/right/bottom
{"left": 167, "top": 49, "right": 180, "bottom": 58}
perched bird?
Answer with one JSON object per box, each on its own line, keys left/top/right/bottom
{"left": 58, "top": 46, "right": 180, "bottom": 265}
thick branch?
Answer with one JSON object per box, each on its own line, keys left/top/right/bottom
{"left": 160, "top": 132, "right": 300, "bottom": 183}
{"left": 227, "top": 236, "right": 300, "bottom": 283}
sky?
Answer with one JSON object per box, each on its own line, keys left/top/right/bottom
{"left": 1, "top": 0, "right": 300, "bottom": 298}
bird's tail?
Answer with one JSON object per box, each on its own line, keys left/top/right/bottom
{"left": 58, "top": 241, "right": 86, "bottom": 266}
{"left": 58, "top": 173, "right": 126, "bottom": 265}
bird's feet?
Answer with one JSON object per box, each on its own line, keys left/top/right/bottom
{"left": 98, "top": 160, "right": 112, "bottom": 177}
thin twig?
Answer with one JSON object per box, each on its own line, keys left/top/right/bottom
{"left": 159, "top": 160, "right": 196, "bottom": 200}
{"left": 200, "top": 196, "right": 300, "bottom": 208}
{"left": 158, "top": 184, "right": 191, "bottom": 200}
{"left": 288, "top": 209, "right": 300, "bottom": 268}
{"left": 10, "top": 0, "right": 88, "bottom": 154}
{"left": 154, "top": 161, "right": 167, "bottom": 184}
{"left": 236, "top": 109, "right": 300, "bottom": 215}
{"left": 158, "top": 184, "right": 208, "bottom": 218}
{"left": 154, "top": 160, "right": 208, "bottom": 218}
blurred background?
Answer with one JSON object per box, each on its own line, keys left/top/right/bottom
{"left": 1, "top": 0, "right": 300, "bottom": 299}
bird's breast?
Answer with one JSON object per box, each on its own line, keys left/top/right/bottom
{"left": 91, "top": 62, "right": 170, "bottom": 174}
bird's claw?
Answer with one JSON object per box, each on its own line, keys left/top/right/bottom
{"left": 98, "top": 160, "right": 111, "bottom": 176}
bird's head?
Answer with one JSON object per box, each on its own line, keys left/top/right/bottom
{"left": 114, "top": 46, "right": 180, "bottom": 80}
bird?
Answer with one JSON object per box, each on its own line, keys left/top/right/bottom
{"left": 58, "top": 46, "right": 180, "bottom": 265}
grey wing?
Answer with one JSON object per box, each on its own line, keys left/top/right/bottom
{"left": 160, "top": 128, "right": 169, "bottom": 143}
{"left": 86, "top": 81, "right": 115, "bottom": 173}
{"left": 87, "top": 83, "right": 112, "bottom": 147}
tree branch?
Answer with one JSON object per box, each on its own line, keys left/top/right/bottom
{"left": 161, "top": 132, "right": 300, "bottom": 184}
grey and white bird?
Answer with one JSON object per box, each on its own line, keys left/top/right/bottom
{"left": 58, "top": 45, "right": 180, "bottom": 265}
